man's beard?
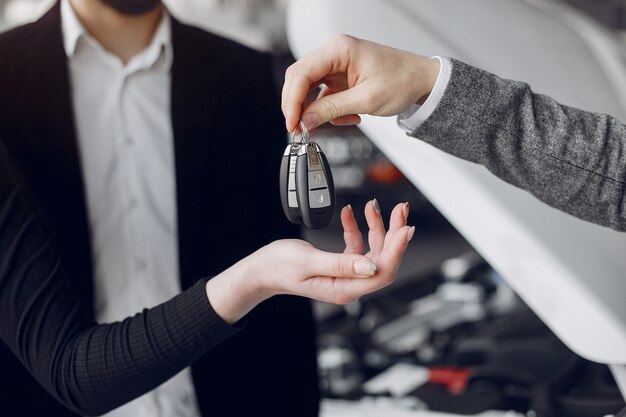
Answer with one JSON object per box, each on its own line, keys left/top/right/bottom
{"left": 100, "top": 0, "right": 161, "bottom": 15}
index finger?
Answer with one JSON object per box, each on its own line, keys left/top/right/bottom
{"left": 282, "top": 35, "right": 353, "bottom": 132}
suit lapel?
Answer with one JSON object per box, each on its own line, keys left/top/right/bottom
{"left": 8, "top": 2, "right": 94, "bottom": 310}
{"left": 10, "top": 3, "right": 79, "bottom": 161}
{"left": 170, "top": 19, "right": 218, "bottom": 290}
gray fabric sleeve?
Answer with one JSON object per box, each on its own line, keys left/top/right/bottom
{"left": 409, "top": 58, "right": 626, "bottom": 231}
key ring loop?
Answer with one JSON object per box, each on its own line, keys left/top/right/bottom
{"left": 291, "top": 120, "right": 310, "bottom": 144}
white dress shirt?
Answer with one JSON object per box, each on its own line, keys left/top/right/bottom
{"left": 397, "top": 56, "right": 452, "bottom": 132}
{"left": 61, "top": 1, "right": 200, "bottom": 416}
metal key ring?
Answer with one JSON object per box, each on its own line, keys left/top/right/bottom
{"left": 291, "top": 120, "right": 310, "bottom": 144}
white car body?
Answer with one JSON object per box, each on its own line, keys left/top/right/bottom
{"left": 287, "top": 0, "right": 626, "bottom": 401}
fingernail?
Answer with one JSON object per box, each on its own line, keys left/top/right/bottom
{"left": 402, "top": 202, "right": 410, "bottom": 223}
{"left": 347, "top": 204, "right": 356, "bottom": 220}
{"left": 302, "top": 112, "right": 319, "bottom": 131}
{"left": 407, "top": 226, "right": 416, "bottom": 242}
{"left": 373, "top": 198, "right": 381, "bottom": 215}
{"left": 354, "top": 259, "right": 377, "bottom": 276}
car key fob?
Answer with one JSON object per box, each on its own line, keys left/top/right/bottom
{"left": 279, "top": 142, "right": 304, "bottom": 225}
{"left": 279, "top": 121, "right": 335, "bottom": 229}
{"left": 295, "top": 141, "right": 335, "bottom": 229}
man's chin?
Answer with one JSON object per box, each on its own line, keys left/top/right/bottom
{"left": 100, "top": 0, "right": 162, "bottom": 16}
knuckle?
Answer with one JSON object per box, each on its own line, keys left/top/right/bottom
{"left": 332, "top": 34, "right": 355, "bottom": 50}
{"left": 285, "top": 63, "right": 300, "bottom": 79}
{"left": 321, "top": 99, "right": 342, "bottom": 121}
{"left": 328, "top": 257, "right": 346, "bottom": 277}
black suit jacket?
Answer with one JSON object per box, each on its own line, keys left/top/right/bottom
{"left": 0, "top": 4, "right": 319, "bottom": 416}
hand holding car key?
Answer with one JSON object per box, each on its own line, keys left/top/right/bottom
{"left": 280, "top": 120, "right": 336, "bottom": 229}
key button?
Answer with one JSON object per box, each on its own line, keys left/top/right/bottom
{"left": 288, "top": 190, "right": 298, "bottom": 208}
{"left": 288, "top": 173, "right": 296, "bottom": 191}
{"left": 308, "top": 170, "right": 328, "bottom": 189}
{"left": 309, "top": 189, "right": 331, "bottom": 208}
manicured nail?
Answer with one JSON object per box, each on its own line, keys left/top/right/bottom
{"left": 354, "top": 259, "right": 377, "bottom": 276}
{"left": 302, "top": 112, "right": 319, "bottom": 131}
{"left": 402, "top": 202, "right": 410, "bottom": 223}
{"left": 343, "top": 204, "right": 354, "bottom": 219}
{"left": 407, "top": 226, "right": 416, "bottom": 242}
{"left": 373, "top": 198, "right": 381, "bottom": 215}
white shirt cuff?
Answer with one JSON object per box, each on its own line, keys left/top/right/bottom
{"left": 397, "top": 56, "right": 452, "bottom": 132}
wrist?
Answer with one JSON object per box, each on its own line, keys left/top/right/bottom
{"left": 415, "top": 57, "right": 441, "bottom": 105}
{"left": 205, "top": 256, "right": 272, "bottom": 325}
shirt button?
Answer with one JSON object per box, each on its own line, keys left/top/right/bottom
{"left": 125, "top": 136, "right": 134, "bottom": 146}
{"left": 129, "top": 198, "right": 138, "bottom": 211}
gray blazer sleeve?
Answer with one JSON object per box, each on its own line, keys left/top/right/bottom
{"left": 409, "top": 59, "right": 626, "bottom": 231}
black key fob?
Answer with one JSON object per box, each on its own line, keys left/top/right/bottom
{"left": 280, "top": 142, "right": 304, "bottom": 225}
{"left": 279, "top": 122, "right": 335, "bottom": 229}
{"left": 295, "top": 142, "right": 335, "bottom": 229}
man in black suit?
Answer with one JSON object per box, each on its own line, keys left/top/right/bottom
{"left": 0, "top": 0, "right": 320, "bottom": 416}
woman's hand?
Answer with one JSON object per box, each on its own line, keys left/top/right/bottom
{"left": 282, "top": 35, "right": 440, "bottom": 133}
{"left": 206, "top": 200, "right": 414, "bottom": 324}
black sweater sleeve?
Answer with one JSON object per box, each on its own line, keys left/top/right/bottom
{"left": 0, "top": 146, "right": 241, "bottom": 415}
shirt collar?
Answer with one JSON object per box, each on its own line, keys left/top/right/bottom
{"left": 141, "top": 10, "right": 173, "bottom": 73}
{"left": 60, "top": 0, "right": 173, "bottom": 73}
{"left": 61, "top": 0, "right": 83, "bottom": 58}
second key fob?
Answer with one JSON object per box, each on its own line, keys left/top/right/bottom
{"left": 279, "top": 142, "right": 304, "bottom": 225}
{"left": 295, "top": 141, "right": 335, "bottom": 229}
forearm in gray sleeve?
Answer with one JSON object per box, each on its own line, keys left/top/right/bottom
{"left": 410, "top": 58, "right": 626, "bottom": 231}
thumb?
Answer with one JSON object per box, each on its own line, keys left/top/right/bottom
{"left": 301, "top": 84, "right": 372, "bottom": 131}
{"left": 306, "top": 249, "right": 377, "bottom": 278}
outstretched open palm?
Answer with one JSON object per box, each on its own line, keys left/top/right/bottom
{"left": 294, "top": 200, "right": 413, "bottom": 304}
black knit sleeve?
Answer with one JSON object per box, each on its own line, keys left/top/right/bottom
{"left": 0, "top": 146, "right": 241, "bottom": 415}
